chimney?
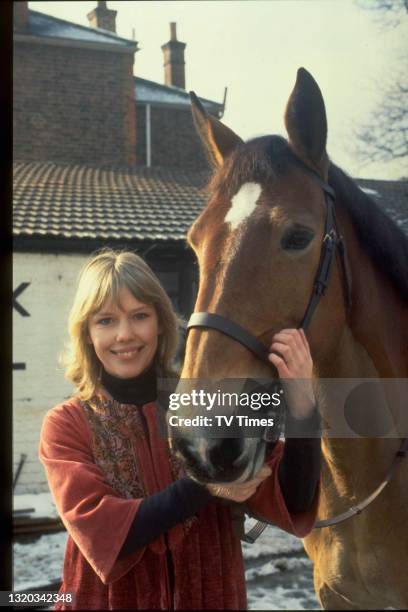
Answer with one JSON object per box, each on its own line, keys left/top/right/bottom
{"left": 14, "top": 1, "right": 29, "bottom": 32}
{"left": 161, "top": 23, "right": 186, "bottom": 89}
{"left": 87, "top": 1, "right": 117, "bottom": 33}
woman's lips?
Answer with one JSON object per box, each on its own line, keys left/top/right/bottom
{"left": 111, "top": 347, "right": 143, "bottom": 359}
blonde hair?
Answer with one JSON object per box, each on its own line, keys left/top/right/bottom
{"left": 62, "top": 249, "right": 180, "bottom": 401}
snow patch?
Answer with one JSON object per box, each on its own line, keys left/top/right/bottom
{"left": 361, "top": 187, "right": 380, "bottom": 197}
{"left": 242, "top": 522, "right": 304, "bottom": 559}
{"left": 14, "top": 492, "right": 58, "bottom": 519}
{"left": 13, "top": 531, "right": 67, "bottom": 591}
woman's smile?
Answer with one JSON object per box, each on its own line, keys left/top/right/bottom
{"left": 111, "top": 346, "right": 143, "bottom": 357}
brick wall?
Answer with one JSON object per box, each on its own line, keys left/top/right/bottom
{"left": 13, "top": 39, "right": 136, "bottom": 168}
{"left": 135, "top": 104, "right": 211, "bottom": 169}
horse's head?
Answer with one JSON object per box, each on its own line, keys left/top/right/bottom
{"left": 171, "top": 68, "right": 349, "bottom": 483}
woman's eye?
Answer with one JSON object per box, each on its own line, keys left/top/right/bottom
{"left": 98, "top": 318, "right": 112, "bottom": 326}
{"left": 133, "top": 312, "right": 149, "bottom": 320}
{"left": 281, "top": 227, "right": 314, "bottom": 251}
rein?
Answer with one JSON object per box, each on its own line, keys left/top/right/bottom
{"left": 186, "top": 161, "right": 407, "bottom": 539}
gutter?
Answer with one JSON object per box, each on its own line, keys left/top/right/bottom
{"left": 14, "top": 32, "right": 138, "bottom": 55}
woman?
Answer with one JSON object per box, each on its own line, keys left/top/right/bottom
{"left": 39, "top": 249, "right": 321, "bottom": 610}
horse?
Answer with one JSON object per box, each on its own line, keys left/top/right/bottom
{"left": 169, "top": 67, "right": 408, "bottom": 609}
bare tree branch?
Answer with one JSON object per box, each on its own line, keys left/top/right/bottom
{"left": 356, "top": 0, "right": 408, "bottom": 29}
{"left": 352, "top": 2, "right": 407, "bottom": 166}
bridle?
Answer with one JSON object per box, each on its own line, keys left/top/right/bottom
{"left": 187, "top": 160, "right": 352, "bottom": 360}
{"left": 185, "top": 160, "right": 408, "bottom": 539}
{"left": 187, "top": 159, "right": 352, "bottom": 428}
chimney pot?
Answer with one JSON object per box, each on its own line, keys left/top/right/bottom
{"left": 87, "top": 1, "right": 117, "bottom": 33}
{"left": 161, "top": 23, "right": 186, "bottom": 89}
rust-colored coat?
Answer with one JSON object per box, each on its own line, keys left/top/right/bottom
{"left": 39, "top": 397, "right": 318, "bottom": 610}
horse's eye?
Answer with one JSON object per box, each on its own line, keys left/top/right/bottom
{"left": 281, "top": 227, "right": 314, "bottom": 251}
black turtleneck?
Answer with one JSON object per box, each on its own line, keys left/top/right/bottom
{"left": 103, "top": 366, "right": 320, "bottom": 559}
{"left": 101, "top": 362, "right": 157, "bottom": 406}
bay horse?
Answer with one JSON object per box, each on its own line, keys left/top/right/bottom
{"left": 170, "top": 68, "right": 408, "bottom": 609}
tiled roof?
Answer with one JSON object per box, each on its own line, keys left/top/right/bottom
{"left": 24, "top": 10, "right": 136, "bottom": 49}
{"left": 13, "top": 160, "right": 209, "bottom": 243}
{"left": 135, "top": 77, "right": 223, "bottom": 114}
{"left": 13, "top": 161, "right": 408, "bottom": 246}
{"left": 357, "top": 178, "right": 408, "bottom": 234}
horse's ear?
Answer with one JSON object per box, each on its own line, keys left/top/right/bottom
{"left": 190, "top": 91, "right": 243, "bottom": 167}
{"left": 284, "top": 68, "right": 328, "bottom": 172}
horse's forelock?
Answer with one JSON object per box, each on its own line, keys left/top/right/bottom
{"left": 206, "top": 135, "right": 296, "bottom": 200}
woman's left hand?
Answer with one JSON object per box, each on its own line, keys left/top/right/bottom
{"left": 268, "top": 328, "right": 316, "bottom": 420}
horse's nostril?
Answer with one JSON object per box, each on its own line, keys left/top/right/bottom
{"left": 208, "top": 438, "right": 243, "bottom": 471}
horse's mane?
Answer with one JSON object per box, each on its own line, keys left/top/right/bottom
{"left": 207, "top": 135, "right": 408, "bottom": 300}
{"left": 328, "top": 164, "right": 408, "bottom": 300}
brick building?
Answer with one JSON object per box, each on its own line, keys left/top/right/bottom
{"left": 13, "top": 2, "right": 223, "bottom": 169}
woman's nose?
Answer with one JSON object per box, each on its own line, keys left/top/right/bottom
{"left": 116, "top": 319, "right": 135, "bottom": 341}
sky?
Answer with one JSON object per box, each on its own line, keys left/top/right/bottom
{"left": 31, "top": 1, "right": 407, "bottom": 180}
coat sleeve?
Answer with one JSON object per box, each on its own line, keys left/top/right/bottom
{"left": 246, "top": 441, "right": 320, "bottom": 538}
{"left": 38, "top": 402, "right": 147, "bottom": 584}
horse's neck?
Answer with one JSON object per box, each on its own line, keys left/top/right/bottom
{"left": 317, "top": 217, "right": 407, "bottom": 504}
{"left": 337, "top": 206, "right": 407, "bottom": 378}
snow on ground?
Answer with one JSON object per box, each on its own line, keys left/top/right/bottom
{"left": 13, "top": 531, "right": 67, "bottom": 592}
{"left": 247, "top": 584, "right": 319, "bottom": 611}
{"left": 13, "top": 493, "right": 64, "bottom": 592}
{"left": 245, "top": 555, "right": 312, "bottom": 581}
{"left": 242, "top": 517, "right": 304, "bottom": 559}
{"left": 14, "top": 492, "right": 58, "bottom": 519}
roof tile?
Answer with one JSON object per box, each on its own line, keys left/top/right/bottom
{"left": 13, "top": 160, "right": 210, "bottom": 242}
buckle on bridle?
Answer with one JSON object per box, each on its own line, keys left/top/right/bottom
{"left": 323, "top": 229, "right": 337, "bottom": 243}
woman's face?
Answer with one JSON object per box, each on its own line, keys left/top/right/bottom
{"left": 88, "top": 286, "right": 160, "bottom": 379}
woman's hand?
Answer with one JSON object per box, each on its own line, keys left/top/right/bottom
{"left": 205, "top": 465, "right": 271, "bottom": 503}
{"left": 268, "top": 328, "right": 316, "bottom": 419}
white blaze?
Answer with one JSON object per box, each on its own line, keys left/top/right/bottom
{"left": 225, "top": 182, "right": 262, "bottom": 229}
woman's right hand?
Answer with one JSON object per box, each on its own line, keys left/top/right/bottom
{"left": 205, "top": 464, "right": 271, "bottom": 503}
